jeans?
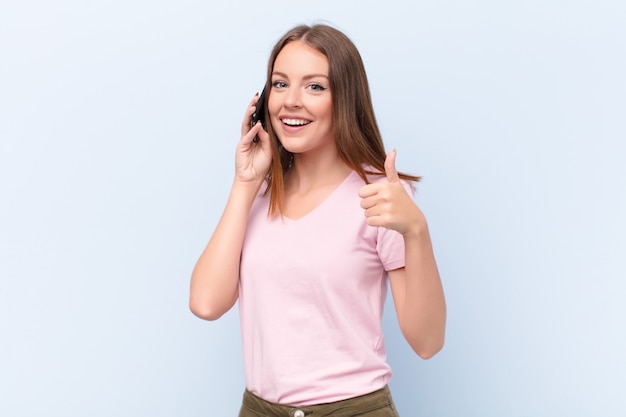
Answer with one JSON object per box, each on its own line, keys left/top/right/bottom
{"left": 238, "top": 385, "right": 401, "bottom": 417}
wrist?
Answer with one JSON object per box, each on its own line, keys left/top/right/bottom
{"left": 402, "top": 218, "right": 431, "bottom": 242}
{"left": 233, "top": 176, "right": 265, "bottom": 190}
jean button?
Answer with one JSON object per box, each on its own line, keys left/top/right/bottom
{"left": 293, "top": 410, "right": 305, "bottom": 417}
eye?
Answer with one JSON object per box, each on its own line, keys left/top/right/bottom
{"left": 309, "top": 83, "right": 327, "bottom": 92}
{"left": 272, "top": 80, "right": 287, "bottom": 89}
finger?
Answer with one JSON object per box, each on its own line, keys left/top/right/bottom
{"left": 241, "top": 92, "right": 260, "bottom": 135}
{"left": 241, "top": 120, "right": 263, "bottom": 145}
{"left": 365, "top": 214, "right": 384, "bottom": 228}
{"left": 358, "top": 183, "right": 381, "bottom": 199}
{"left": 359, "top": 195, "right": 376, "bottom": 210}
{"left": 364, "top": 205, "right": 384, "bottom": 218}
{"left": 255, "top": 123, "right": 270, "bottom": 145}
{"left": 385, "top": 149, "right": 400, "bottom": 183}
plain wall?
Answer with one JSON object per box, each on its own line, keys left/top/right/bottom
{"left": 1, "top": 0, "right": 624, "bottom": 416}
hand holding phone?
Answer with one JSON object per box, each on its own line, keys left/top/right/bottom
{"left": 251, "top": 87, "right": 266, "bottom": 143}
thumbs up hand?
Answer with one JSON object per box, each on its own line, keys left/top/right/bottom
{"left": 358, "top": 150, "right": 426, "bottom": 237}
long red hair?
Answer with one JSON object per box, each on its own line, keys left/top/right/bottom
{"left": 261, "top": 24, "right": 420, "bottom": 216}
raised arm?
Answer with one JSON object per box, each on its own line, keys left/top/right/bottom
{"left": 359, "top": 150, "right": 446, "bottom": 358}
{"left": 189, "top": 94, "right": 272, "bottom": 320}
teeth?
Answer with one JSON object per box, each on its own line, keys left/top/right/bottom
{"left": 282, "top": 118, "right": 310, "bottom": 126}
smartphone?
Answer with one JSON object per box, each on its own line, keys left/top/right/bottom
{"left": 251, "top": 87, "right": 266, "bottom": 143}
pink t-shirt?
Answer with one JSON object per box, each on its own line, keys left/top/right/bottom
{"left": 239, "top": 170, "right": 407, "bottom": 406}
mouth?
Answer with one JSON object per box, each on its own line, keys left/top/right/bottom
{"left": 281, "top": 118, "right": 311, "bottom": 127}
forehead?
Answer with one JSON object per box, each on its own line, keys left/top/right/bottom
{"left": 273, "top": 41, "right": 329, "bottom": 76}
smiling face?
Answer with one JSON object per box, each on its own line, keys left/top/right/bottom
{"left": 268, "top": 41, "right": 334, "bottom": 158}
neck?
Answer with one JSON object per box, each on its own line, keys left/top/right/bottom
{"left": 286, "top": 152, "right": 351, "bottom": 193}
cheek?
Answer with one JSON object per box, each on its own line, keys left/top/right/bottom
{"left": 316, "top": 95, "right": 332, "bottom": 112}
{"left": 267, "top": 94, "right": 280, "bottom": 117}
{"left": 315, "top": 99, "right": 333, "bottom": 121}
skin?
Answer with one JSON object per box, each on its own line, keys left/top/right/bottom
{"left": 189, "top": 41, "right": 446, "bottom": 359}
{"left": 269, "top": 41, "right": 353, "bottom": 218}
{"left": 360, "top": 150, "right": 446, "bottom": 358}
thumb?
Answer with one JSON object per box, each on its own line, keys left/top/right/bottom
{"left": 385, "top": 149, "right": 400, "bottom": 183}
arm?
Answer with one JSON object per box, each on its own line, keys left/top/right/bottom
{"left": 359, "top": 150, "right": 446, "bottom": 358}
{"left": 189, "top": 95, "right": 271, "bottom": 320}
{"left": 388, "top": 229, "right": 446, "bottom": 359}
{"left": 189, "top": 179, "right": 263, "bottom": 320}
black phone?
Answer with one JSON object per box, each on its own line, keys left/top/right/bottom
{"left": 251, "top": 87, "right": 266, "bottom": 143}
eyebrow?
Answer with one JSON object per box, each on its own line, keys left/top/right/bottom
{"left": 272, "top": 71, "right": 329, "bottom": 80}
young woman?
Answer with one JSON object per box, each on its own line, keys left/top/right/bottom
{"left": 190, "top": 24, "right": 446, "bottom": 416}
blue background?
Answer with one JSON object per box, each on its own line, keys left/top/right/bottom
{"left": 1, "top": 0, "right": 624, "bottom": 416}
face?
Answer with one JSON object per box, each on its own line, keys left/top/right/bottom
{"left": 268, "top": 41, "right": 334, "bottom": 157}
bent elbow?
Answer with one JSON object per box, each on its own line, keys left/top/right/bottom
{"left": 188, "top": 283, "right": 238, "bottom": 321}
{"left": 414, "top": 340, "right": 444, "bottom": 360}
{"left": 189, "top": 298, "right": 228, "bottom": 321}
{"left": 190, "top": 306, "right": 224, "bottom": 321}
{"left": 403, "top": 328, "right": 445, "bottom": 359}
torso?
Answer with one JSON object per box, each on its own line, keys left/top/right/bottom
{"left": 238, "top": 169, "right": 408, "bottom": 406}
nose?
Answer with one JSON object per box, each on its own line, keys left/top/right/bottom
{"left": 284, "top": 86, "right": 302, "bottom": 108}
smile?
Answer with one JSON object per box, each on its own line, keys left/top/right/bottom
{"left": 281, "top": 118, "right": 311, "bottom": 126}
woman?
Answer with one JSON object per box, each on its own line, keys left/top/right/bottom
{"left": 190, "top": 23, "right": 446, "bottom": 416}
